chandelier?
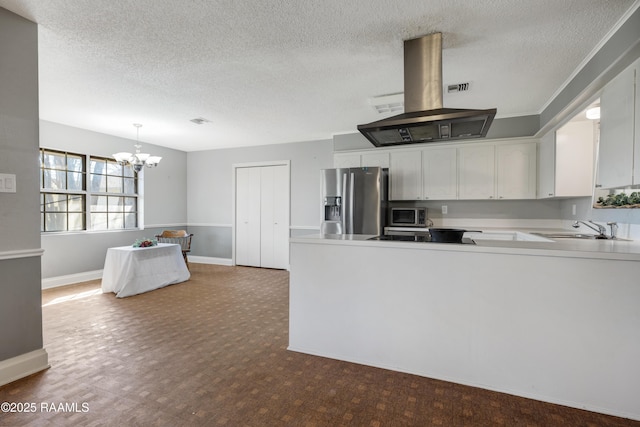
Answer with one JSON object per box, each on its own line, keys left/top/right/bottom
{"left": 112, "top": 123, "right": 162, "bottom": 173}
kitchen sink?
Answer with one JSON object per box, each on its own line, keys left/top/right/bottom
{"left": 531, "top": 232, "right": 605, "bottom": 240}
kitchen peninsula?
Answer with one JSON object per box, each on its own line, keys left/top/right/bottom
{"left": 288, "top": 233, "right": 640, "bottom": 421}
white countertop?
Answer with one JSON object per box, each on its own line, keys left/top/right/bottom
{"left": 290, "top": 230, "right": 640, "bottom": 261}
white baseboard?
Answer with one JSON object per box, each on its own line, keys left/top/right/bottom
{"left": 189, "top": 256, "right": 233, "bottom": 266}
{"left": 41, "top": 258, "right": 233, "bottom": 290}
{"left": 42, "top": 270, "right": 103, "bottom": 290}
{"left": 0, "top": 349, "right": 49, "bottom": 387}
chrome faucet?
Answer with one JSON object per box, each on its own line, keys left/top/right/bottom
{"left": 607, "top": 222, "right": 618, "bottom": 239}
{"left": 572, "top": 220, "right": 607, "bottom": 237}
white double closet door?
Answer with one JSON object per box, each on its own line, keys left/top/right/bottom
{"left": 235, "top": 164, "right": 289, "bottom": 269}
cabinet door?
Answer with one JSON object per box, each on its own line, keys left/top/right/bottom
{"left": 555, "top": 121, "right": 595, "bottom": 197}
{"left": 260, "top": 165, "right": 289, "bottom": 269}
{"left": 423, "top": 147, "right": 457, "bottom": 200}
{"left": 334, "top": 153, "right": 361, "bottom": 168}
{"left": 361, "top": 152, "right": 390, "bottom": 168}
{"left": 538, "top": 131, "right": 555, "bottom": 198}
{"left": 389, "top": 151, "right": 422, "bottom": 200}
{"left": 597, "top": 63, "right": 635, "bottom": 188}
{"left": 458, "top": 145, "right": 495, "bottom": 199}
{"left": 235, "top": 167, "right": 261, "bottom": 267}
{"left": 496, "top": 143, "right": 537, "bottom": 199}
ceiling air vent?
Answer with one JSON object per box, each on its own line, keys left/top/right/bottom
{"left": 369, "top": 93, "right": 404, "bottom": 114}
{"left": 447, "top": 82, "right": 470, "bottom": 93}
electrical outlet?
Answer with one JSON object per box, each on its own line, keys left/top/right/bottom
{"left": 0, "top": 173, "right": 16, "bottom": 193}
{"left": 442, "top": 205, "right": 448, "bottom": 215}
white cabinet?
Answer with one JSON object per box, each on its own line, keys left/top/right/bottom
{"left": 458, "top": 145, "right": 495, "bottom": 199}
{"left": 458, "top": 141, "right": 537, "bottom": 200}
{"left": 389, "top": 150, "right": 422, "bottom": 200}
{"left": 496, "top": 143, "right": 537, "bottom": 199}
{"left": 539, "top": 122, "right": 595, "bottom": 198}
{"left": 361, "top": 152, "right": 390, "bottom": 168}
{"left": 333, "top": 153, "right": 361, "bottom": 168}
{"left": 597, "top": 58, "right": 639, "bottom": 188}
{"left": 422, "top": 147, "right": 457, "bottom": 200}
{"left": 235, "top": 164, "right": 289, "bottom": 269}
{"left": 333, "top": 151, "right": 390, "bottom": 168}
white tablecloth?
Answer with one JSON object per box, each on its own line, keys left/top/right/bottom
{"left": 101, "top": 243, "right": 190, "bottom": 298}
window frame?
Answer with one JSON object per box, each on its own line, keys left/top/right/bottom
{"left": 39, "top": 148, "right": 143, "bottom": 233}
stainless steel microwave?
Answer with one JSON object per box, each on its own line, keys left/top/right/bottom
{"left": 389, "top": 207, "right": 427, "bottom": 227}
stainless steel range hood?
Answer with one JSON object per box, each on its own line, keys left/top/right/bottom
{"left": 358, "top": 33, "right": 496, "bottom": 147}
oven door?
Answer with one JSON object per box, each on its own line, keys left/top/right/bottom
{"left": 390, "top": 209, "right": 417, "bottom": 226}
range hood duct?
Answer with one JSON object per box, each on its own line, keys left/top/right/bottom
{"left": 358, "top": 33, "right": 496, "bottom": 147}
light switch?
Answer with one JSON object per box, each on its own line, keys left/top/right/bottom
{"left": 0, "top": 173, "right": 16, "bottom": 193}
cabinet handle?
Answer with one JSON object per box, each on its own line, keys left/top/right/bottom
{"left": 499, "top": 196, "right": 504, "bottom": 199}
{"left": 548, "top": 193, "right": 553, "bottom": 196}
{"left": 595, "top": 184, "right": 602, "bottom": 188}
{"left": 489, "top": 196, "right": 494, "bottom": 199}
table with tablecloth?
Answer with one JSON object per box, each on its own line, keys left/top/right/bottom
{"left": 101, "top": 243, "right": 190, "bottom": 298}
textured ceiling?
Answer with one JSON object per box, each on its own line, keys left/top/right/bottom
{"left": 0, "top": 0, "right": 637, "bottom": 151}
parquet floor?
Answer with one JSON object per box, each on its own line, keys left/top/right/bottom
{"left": 0, "top": 263, "right": 637, "bottom": 426}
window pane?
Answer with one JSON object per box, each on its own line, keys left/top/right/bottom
{"left": 106, "top": 160, "right": 122, "bottom": 176}
{"left": 90, "top": 195, "right": 107, "bottom": 212}
{"left": 107, "top": 176, "right": 123, "bottom": 193}
{"left": 90, "top": 159, "right": 106, "bottom": 174}
{"left": 43, "top": 152, "right": 66, "bottom": 170}
{"left": 123, "top": 165, "right": 134, "bottom": 178}
{"left": 108, "top": 212, "right": 124, "bottom": 229}
{"left": 91, "top": 213, "right": 108, "bottom": 230}
{"left": 108, "top": 196, "right": 123, "bottom": 212}
{"left": 124, "top": 212, "right": 137, "bottom": 228}
{"left": 67, "top": 155, "right": 83, "bottom": 172}
{"left": 67, "top": 172, "right": 84, "bottom": 191}
{"left": 45, "top": 213, "right": 66, "bottom": 232}
{"left": 68, "top": 213, "right": 85, "bottom": 231}
{"left": 90, "top": 174, "right": 107, "bottom": 193}
{"left": 68, "top": 195, "right": 84, "bottom": 212}
{"left": 44, "top": 169, "right": 66, "bottom": 190}
{"left": 45, "top": 194, "right": 67, "bottom": 212}
{"left": 124, "top": 197, "right": 136, "bottom": 212}
{"left": 123, "top": 178, "right": 135, "bottom": 194}
{"left": 40, "top": 213, "right": 44, "bottom": 232}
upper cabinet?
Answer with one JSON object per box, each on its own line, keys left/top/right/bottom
{"left": 458, "top": 145, "right": 496, "bottom": 199}
{"left": 458, "top": 141, "right": 537, "bottom": 200}
{"left": 389, "top": 150, "right": 422, "bottom": 200}
{"left": 597, "top": 58, "right": 640, "bottom": 188}
{"left": 538, "top": 120, "right": 596, "bottom": 198}
{"left": 423, "top": 147, "right": 457, "bottom": 200}
{"left": 334, "top": 139, "right": 537, "bottom": 201}
{"left": 333, "top": 151, "right": 390, "bottom": 169}
{"left": 496, "top": 143, "right": 537, "bottom": 199}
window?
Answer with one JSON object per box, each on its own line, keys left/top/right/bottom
{"left": 89, "top": 157, "right": 138, "bottom": 230}
{"left": 39, "top": 148, "right": 140, "bottom": 232}
{"left": 40, "top": 149, "right": 86, "bottom": 232}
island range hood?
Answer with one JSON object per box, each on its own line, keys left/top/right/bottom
{"left": 358, "top": 33, "right": 496, "bottom": 147}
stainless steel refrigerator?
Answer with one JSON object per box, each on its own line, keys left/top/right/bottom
{"left": 320, "top": 167, "right": 388, "bottom": 235}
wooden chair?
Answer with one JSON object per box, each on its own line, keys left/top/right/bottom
{"left": 155, "top": 230, "right": 193, "bottom": 269}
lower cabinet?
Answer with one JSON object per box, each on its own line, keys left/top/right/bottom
{"left": 235, "top": 164, "right": 289, "bottom": 269}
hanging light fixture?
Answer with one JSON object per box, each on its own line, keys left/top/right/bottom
{"left": 112, "top": 123, "right": 162, "bottom": 173}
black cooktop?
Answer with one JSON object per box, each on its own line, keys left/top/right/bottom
{"left": 368, "top": 235, "right": 476, "bottom": 244}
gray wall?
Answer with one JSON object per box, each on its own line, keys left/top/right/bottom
{"left": 0, "top": 8, "right": 43, "bottom": 360}
{"left": 39, "top": 121, "right": 188, "bottom": 278}
{"left": 187, "top": 139, "right": 333, "bottom": 258}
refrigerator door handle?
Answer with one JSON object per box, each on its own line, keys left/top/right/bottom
{"left": 349, "top": 172, "right": 355, "bottom": 234}
{"left": 342, "top": 173, "right": 348, "bottom": 233}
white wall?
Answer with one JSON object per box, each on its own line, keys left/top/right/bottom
{"left": 187, "top": 139, "right": 334, "bottom": 258}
